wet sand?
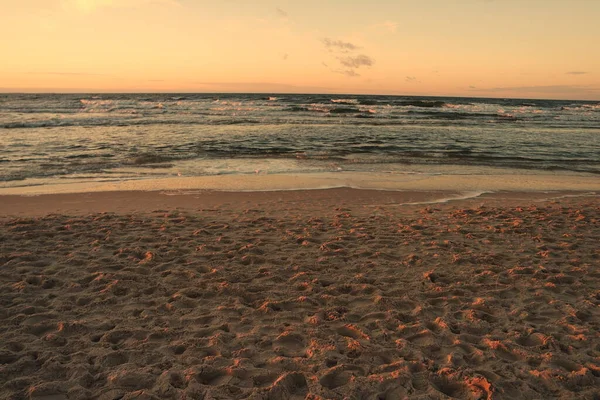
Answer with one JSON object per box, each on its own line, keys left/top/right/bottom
{"left": 0, "top": 189, "right": 599, "bottom": 399}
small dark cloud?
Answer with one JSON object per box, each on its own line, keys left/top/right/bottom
{"left": 338, "top": 54, "right": 374, "bottom": 69}
{"left": 342, "top": 70, "right": 360, "bottom": 77}
{"left": 322, "top": 38, "right": 360, "bottom": 52}
{"left": 321, "top": 62, "right": 329, "bottom": 68}
{"left": 282, "top": 53, "right": 288, "bottom": 60}
{"left": 405, "top": 76, "right": 421, "bottom": 83}
{"left": 566, "top": 71, "right": 588, "bottom": 75}
{"left": 469, "top": 85, "right": 477, "bottom": 89}
{"left": 322, "top": 38, "right": 374, "bottom": 78}
{"left": 275, "top": 7, "right": 288, "bottom": 18}
{"left": 333, "top": 69, "right": 360, "bottom": 78}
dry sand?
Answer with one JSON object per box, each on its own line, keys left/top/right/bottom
{"left": 0, "top": 189, "right": 599, "bottom": 399}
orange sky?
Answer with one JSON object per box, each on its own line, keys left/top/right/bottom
{"left": 1, "top": 0, "right": 599, "bottom": 99}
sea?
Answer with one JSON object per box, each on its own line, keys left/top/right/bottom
{"left": 0, "top": 93, "right": 599, "bottom": 190}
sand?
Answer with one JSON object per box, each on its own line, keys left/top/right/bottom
{"left": 2, "top": 170, "right": 600, "bottom": 196}
{"left": 0, "top": 189, "right": 599, "bottom": 399}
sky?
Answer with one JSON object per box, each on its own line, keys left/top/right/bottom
{"left": 1, "top": 0, "right": 599, "bottom": 99}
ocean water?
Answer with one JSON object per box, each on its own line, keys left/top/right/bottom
{"left": 0, "top": 93, "right": 598, "bottom": 189}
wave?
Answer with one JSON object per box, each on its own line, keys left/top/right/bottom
{"left": 355, "top": 114, "right": 376, "bottom": 119}
{"left": 2, "top": 94, "right": 599, "bottom": 131}
{"left": 6, "top": 117, "right": 597, "bottom": 130}
{"left": 394, "top": 100, "right": 446, "bottom": 108}
{"left": 3, "top": 149, "right": 598, "bottom": 184}
{"left": 358, "top": 99, "right": 380, "bottom": 106}
{"left": 129, "top": 153, "right": 179, "bottom": 165}
{"left": 285, "top": 106, "right": 310, "bottom": 112}
{"left": 0, "top": 108, "right": 81, "bottom": 114}
{"left": 330, "top": 107, "right": 361, "bottom": 114}
{"left": 406, "top": 111, "right": 499, "bottom": 120}
{"left": 0, "top": 117, "right": 268, "bottom": 129}
{"left": 151, "top": 143, "right": 599, "bottom": 168}
{"left": 561, "top": 104, "right": 600, "bottom": 112}
{"left": 331, "top": 98, "right": 359, "bottom": 104}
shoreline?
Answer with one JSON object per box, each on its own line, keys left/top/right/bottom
{"left": 1, "top": 169, "right": 598, "bottom": 218}
{"left": 0, "top": 186, "right": 598, "bottom": 218}
{"left": 0, "top": 170, "right": 599, "bottom": 196}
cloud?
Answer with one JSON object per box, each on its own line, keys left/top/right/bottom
{"left": 65, "top": 0, "right": 179, "bottom": 13}
{"left": 469, "top": 85, "right": 477, "bottom": 89}
{"left": 566, "top": 71, "right": 588, "bottom": 75}
{"left": 322, "top": 38, "right": 360, "bottom": 52}
{"left": 275, "top": 7, "right": 288, "bottom": 18}
{"left": 322, "top": 38, "right": 374, "bottom": 78}
{"left": 282, "top": 53, "right": 289, "bottom": 61}
{"left": 338, "top": 54, "right": 374, "bottom": 69}
{"left": 405, "top": 76, "right": 417, "bottom": 83}
{"left": 332, "top": 69, "right": 360, "bottom": 78}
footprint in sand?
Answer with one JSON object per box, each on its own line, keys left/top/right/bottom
{"left": 410, "top": 371, "right": 430, "bottom": 391}
{"left": 319, "top": 367, "right": 352, "bottom": 390}
{"left": 266, "top": 372, "right": 308, "bottom": 399}
{"left": 99, "top": 351, "right": 129, "bottom": 368}
{"left": 406, "top": 329, "right": 436, "bottom": 346}
{"left": 515, "top": 333, "right": 546, "bottom": 347}
{"left": 336, "top": 324, "right": 368, "bottom": 340}
{"left": 359, "top": 311, "right": 388, "bottom": 322}
{"left": 252, "top": 371, "right": 280, "bottom": 387}
{"left": 195, "top": 367, "right": 231, "bottom": 386}
{"left": 550, "top": 356, "right": 583, "bottom": 373}
{"left": 430, "top": 375, "right": 470, "bottom": 399}
{"left": 273, "top": 332, "right": 307, "bottom": 357}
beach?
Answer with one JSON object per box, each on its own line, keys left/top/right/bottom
{"left": 1, "top": 187, "right": 599, "bottom": 399}
{"left": 3, "top": 0, "right": 600, "bottom": 396}
{"left": 3, "top": 0, "right": 600, "bottom": 397}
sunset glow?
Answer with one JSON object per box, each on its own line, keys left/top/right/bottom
{"left": 1, "top": 0, "right": 599, "bottom": 99}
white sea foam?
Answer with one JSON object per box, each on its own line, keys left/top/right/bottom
{"left": 399, "top": 191, "right": 490, "bottom": 205}
{"left": 331, "top": 98, "right": 359, "bottom": 104}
